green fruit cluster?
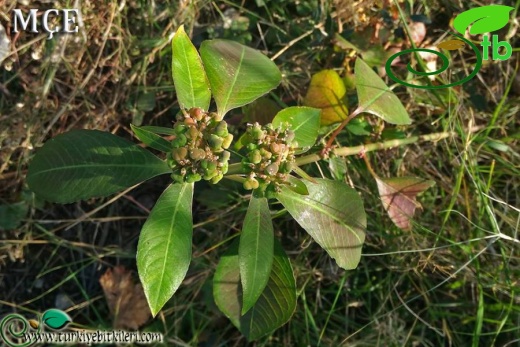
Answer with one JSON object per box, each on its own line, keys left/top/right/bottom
{"left": 168, "top": 107, "right": 232, "bottom": 184}
{"left": 241, "top": 122, "right": 297, "bottom": 196}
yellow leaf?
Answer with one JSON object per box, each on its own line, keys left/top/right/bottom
{"left": 437, "top": 39, "right": 465, "bottom": 50}
{"left": 303, "top": 70, "right": 349, "bottom": 125}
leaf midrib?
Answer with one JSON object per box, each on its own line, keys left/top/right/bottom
{"left": 156, "top": 183, "right": 188, "bottom": 308}
{"left": 278, "top": 188, "right": 364, "bottom": 243}
{"left": 180, "top": 37, "right": 197, "bottom": 108}
{"left": 220, "top": 46, "right": 245, "bottom": 115}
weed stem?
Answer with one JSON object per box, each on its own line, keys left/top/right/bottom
{"left": 226, "top": 131, "right": 454, "bottom": 175}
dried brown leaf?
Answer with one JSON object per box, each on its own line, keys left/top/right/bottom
{"left": 99, "top": 266, "right": 151, "bottom": 330}
{"left": 376, "top": 177, "right": 435, "bottom": 231}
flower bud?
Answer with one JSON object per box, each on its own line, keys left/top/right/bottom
{"left": 208, "top": 134, "right": 223, "bottom": 151}
{"left": 248, "top": 150, "right": 262, "bottom": 164}
{"left": 265, "top": 163, "right": 279, "bottom": 176}
{"left": 172, "top": 134, "right": 187, "bottom": 148}
{"left": 188, "top": 126, "right": 199, "bottom": 140}
{"left": 215, "top": 121, "right": 228, "bottom": 137}
{"left": 209, "top": 112, "right": 222, "bottom": 121}
{"left": 203, "top": 169, "right": 218, "bottom": 180}
{"left": 189, "top": 148, "right": 206, "bottom": 161}
{"left": 260, "top": 148, "right": 272, "bottom": 159}
{"left": 190, "top": 107, "right": 204, "bottom": 121}
{"left": 251, "top": 125, "right": 264, "bottom": 141}
{"left": 172, "top": 147, "right": 188, "bottom": 162}
{"left": 221, "top": 162, "right": 229, "bottom": 174}
{"left": 270, "top": 143, "right": 281, "bottom": 154}
{"left": 174, "top": 124, "right": 187, "bottom": 134}
{"left": 243, "top": 178, "right": 260, "bottom": 190}
{"left": 211, "top": 173, "right": 224, "bottom": 184}
{"left": 186, "top": 172, "right": 202, "bottom": 183}
{"left": 222, "top": 134, "right": 233, "bottom": 149}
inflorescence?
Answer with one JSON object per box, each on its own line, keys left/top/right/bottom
{"left": 241, "top": 122, "right": 297, "bottom": 197}
{"left": 168, "top": 108, "right": 232, "bottom": 184}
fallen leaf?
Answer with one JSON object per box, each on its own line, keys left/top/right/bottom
{"left": 438, "top": 39, "right": 465, "bottom": 50}
{"left": 99, "top": 266, "right": 151, "bottom": 330}
{"left": 303, "top": 69, "right": 349, "bottom": 125}
{"left": 409, "top": 22, "right": 426, "bottom": 46}
{"left": 375, "top": 176, "right": 435, "bottom": 231}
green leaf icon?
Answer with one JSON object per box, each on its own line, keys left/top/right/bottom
{"left": 42, "top": 309, "right": 72, "bottom": 330}
{"left": 453, "top": 5, "right": 514, "bottom": 35}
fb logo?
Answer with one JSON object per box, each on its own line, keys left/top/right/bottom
{"left": 385, "top": 5, "right": 515, "bottom": 89}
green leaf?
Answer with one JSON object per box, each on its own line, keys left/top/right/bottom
{"left": 277, "top": 179, "right": 366, "bottom": 270}
{"left": 272, "top": 106, "right": 320, "bottom": 150}
{"left": 171, "top": 25, "right": 211, "bottom": 111}
{"left": 139, "top": 126, "right": 177, "bottom": 136}
{"left": 453, "top": 5, "right": 514, "bottom": 35}
{"left": 355, "top": 58, "right": 411, "bottom": 125}
{"left": 137, "top": 183, "right": 194, "bottom": 317}
{"left": 200, "top": 39, "right": 282, "bottom": 117}
{"left": 0, "top": 202, "right": 28, "bottom": 230}
{"left": 214, "top": 239, "right": 296, "bottom": 341}
{"left": 285, "top": 176, "right": 309, "bottom": 195}
{"left": 239, "top": 197, "right": 274, "bottom": 314}
{"left": 303, "top": 69, "right": 349, "bottom": 125}
{"left": 375, "top": 176, "right": 434, "bottom": 231}
{"left": 27, "top": 130, "right": 171, "bottom": 203}
{"left": 131, "top": 124, "right": 172, "bottom": 153}
{"left": 42, "top": 309, "right": 71, "bottom": 330}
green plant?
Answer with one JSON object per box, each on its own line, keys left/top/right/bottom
{"left": 26, "top": 25, "right": 448, "bottom": 340}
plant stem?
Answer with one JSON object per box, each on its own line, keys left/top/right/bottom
{"left": 226, "top": 131, "right": 454, "bottom": 175}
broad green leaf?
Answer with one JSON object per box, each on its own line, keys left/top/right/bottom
{"left": 375, "top": 176, "right": 434, "bottom": 231}
{"left": 27, "top": 130, "right": 171, "bottom": 203}
{"left": 42, "top": 309, "right": 71, "bottom": 330}
{"left": 355, "top": 58, "right": 411, "bottom": 125}
{"left": 199, "top": 39, "right": 282, "bottom": 117}
{"left": 272, "top": 106, "right": 320, "bottom": 150}
{"left": 214, "top": 239, "right": 296, "bottom": 341}
{"left": 453, "top": 5, "right": 514, "bottom": 35}
{"left": 239, "top": 197, "right": 274, "bottom": 314}
{"left": 303, "top": 69, "right": 349, "bottom": 125}
{"left": 171, "top": 25, "right": 211, "bottom": 111}
{"left": 0, "top": 202, "right": 28, "bottom": 230}
{"left": 131, "top": 124, "right": 172, "bottom": 152}
{"left": 285, "top": 176, "right": 309, "bottom": 195}
{"left": 137, "top": 183, "right": 194, "bottom": 317}
{"left": 277, "top": 179, "right": 366, "bottom": 270}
